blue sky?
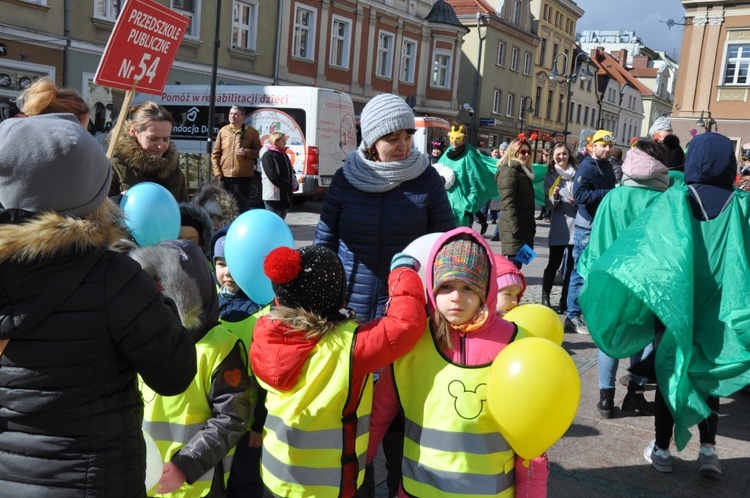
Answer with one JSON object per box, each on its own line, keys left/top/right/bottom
{"left": 574, "top": 0, "right": 686, "bottom": 61}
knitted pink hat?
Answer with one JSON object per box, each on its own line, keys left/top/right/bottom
{"left": 493, "top": 254, "right": 526, "bottom": 302}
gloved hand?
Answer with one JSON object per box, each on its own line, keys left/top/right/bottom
{"left": 390, "top": 252, "right": 420, "bottom": 273}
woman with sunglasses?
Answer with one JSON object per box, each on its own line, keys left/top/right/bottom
{"left": 494, "top": 136, "right": 537, "bottom": 269}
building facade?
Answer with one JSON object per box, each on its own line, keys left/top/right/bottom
{"left": 1, "top": 0, "right": 467, "bottom": 129}
{"left": 527, "top": 0, "right": 583, "bottom": 147}
{"left": 578, "top": 30, "right": 677, "bottom": 138}
{"left": 448, "top": 0, "right": 539, "bottom": 149}
{"left": 672, "top": 0, "right": 750, "bottom": 152}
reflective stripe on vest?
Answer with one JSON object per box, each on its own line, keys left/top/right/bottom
{"left": 142, "top": 325, "right": 242, "bottom": 497}
{"left": 258, "top": 321, "right": 370, "bottom": 498}
{"left": 393, "top": 326, "right": 515, "bottom": 498}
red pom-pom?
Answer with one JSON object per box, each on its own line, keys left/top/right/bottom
{"left": 530, "top": 133, "right": 538, "bottom": 141}
{"left": 517, "top": 132, "right": 526, "bottom": 140}
{"left": 264, "top": 247, "right": 303, "bottom": 284}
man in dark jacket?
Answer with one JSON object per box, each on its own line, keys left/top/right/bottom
{"left": 565, "top": 129, "right": 617, "bottom": 335}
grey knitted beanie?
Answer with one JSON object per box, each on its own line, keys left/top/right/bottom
{"left": 648, "top": 116, "right": 672, "bottom": 137}
{"left": 360, "top": 94, "right": 415, "bottom": 148}
{"left": 0, "top": 113, "right": 111, "bottom": 217}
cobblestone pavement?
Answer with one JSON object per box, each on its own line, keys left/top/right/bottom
{"left": 286, "top": 201, "right": 750, "bottom": 498}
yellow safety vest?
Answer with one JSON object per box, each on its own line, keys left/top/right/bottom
{"left": 220, "top": 305, "right": 270, "bottom": 429}
{"left": 142, "top": 324, "right": 243, "bottom": 497}
{"left": 393, "top": 328, "right": 516, "bottom": 498}
{"left": 257, "top": 322, "right": 370, "bottom": 498}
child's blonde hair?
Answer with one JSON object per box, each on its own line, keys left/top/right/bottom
{"left": 18, "top": 77, "right": 89, "bottom": 126}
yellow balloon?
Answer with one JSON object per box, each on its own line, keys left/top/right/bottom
{"left": 487, "top": 337, "right": 580, "bottom": 459}
{"left": 504, "top": 303, "right": 564, "bottom": 345}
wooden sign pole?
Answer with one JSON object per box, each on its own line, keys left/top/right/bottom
{"left": 106, "top": 79, "right": 139, "bottom": 160}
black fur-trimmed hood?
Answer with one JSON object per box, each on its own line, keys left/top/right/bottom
{"left": 0, "top": 211, "right": 126, "bottom": 264}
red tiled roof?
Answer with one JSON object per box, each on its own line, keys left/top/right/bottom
{"left": 445, "top": 0, "right": 495, "bottom": 16}
{"left": 590, "top": 49, "right": 653, "bottom": 96}
{"left": 631, "top": 67, "right": 659, "bottom": 78}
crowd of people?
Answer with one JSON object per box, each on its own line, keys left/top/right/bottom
{"left": 1, "top": 79, "right": 749, "bottom": 497}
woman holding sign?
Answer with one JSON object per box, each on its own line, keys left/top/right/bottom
{"left": 108, "top": 101, "right": 189, "bottom": 202}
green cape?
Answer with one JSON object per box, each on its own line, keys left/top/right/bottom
{"left": 579, "top": 187, "right": 750, "bottom": 450}
{"left": 437, "top": 147, "right": 546, "bottom": 226}
{"left": 579, "top": 186, "right": 664, "bottom": 278}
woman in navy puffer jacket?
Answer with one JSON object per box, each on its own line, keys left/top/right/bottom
{"left": 314, "top": 94, "right": 455, "bottom": 322}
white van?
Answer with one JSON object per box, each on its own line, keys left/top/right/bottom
{"left": 134, "top": 85, "right": 357, "bottom": 198}
{"left": 413, "top": 116, "right": 450, "bottom": 155}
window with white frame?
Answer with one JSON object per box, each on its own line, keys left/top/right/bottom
{"left": 523, "top": 52, "right": 531, "bottom": 75}
{"left": 431, "top": 50, "right": 452, "bottom": 89}
{"left": 510, "top": 47, "right": 519, "bottom": 71}
{"left": 506, "top": 93, "right": 515, "bottom": 117}
{"left": 512, "top": 1, "right": 521, "bottom": 25}
{"left": 400, "top": 38, "right": 417, "bottom": 83}
{"left": 172, "top": 0, "right": 200, "bottom": 38}
{"left": 720, "top": 42, "right": 748, "bottom": 84}
{"left": 330, "top": 16, "right": 352, "bottom": 68}
{"left": 497, "top": 42, "right": 506, "bottom": 67}
{"left": 232, "top": 0, "right": 258, "bottom": 51}
{"left": 492, "top": 90, "right": 502, "bottom": 114}
{"left": 94, "top": 0, "right": 119, "bottom": 19}
{"left": 376, "top": 31, "right": 395, "bottom": 78}
{"left": 292, "top": 4, "right": 316, "bottom": 60}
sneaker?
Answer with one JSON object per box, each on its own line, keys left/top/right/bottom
{"left": 644, "top": 440, "right": 673, "bottom": 473}
{"left": 697, "top": 445, "right": 722, "bottom": 475}
{"left": 490, "top": 235, "right": 499, "bottom": 242}
{"left": 564, "top": 316, "right": 589, "bottom": 335}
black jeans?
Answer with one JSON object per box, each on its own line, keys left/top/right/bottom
{"left": 543, "top": 245, "right": 574, "bottom": 307}
{"left": 222, "top": 176, "right": 252, "bottom": 200}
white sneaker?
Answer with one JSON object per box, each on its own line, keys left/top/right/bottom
{"left": 697, "top": 445, "right": 722, "bottom": 475}
{"left": 644, "top": 440, "right": 673, "bottom": 473}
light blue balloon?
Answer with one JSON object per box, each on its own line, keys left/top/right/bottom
{"left": 120, "top": 182, "right": 180, "bottom": 247}
{"left": 225, "top": 209, "right": 295, "bottom": 303}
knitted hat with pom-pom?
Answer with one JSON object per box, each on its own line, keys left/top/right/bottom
{"left": 264, "top": 245, "right": 346, "bottom": 317}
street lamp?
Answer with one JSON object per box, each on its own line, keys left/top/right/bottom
{"left": 519, "top": 97, "right": 534, "bottom": 134}
{"left": 548, "top": 52, "right": 593, "bottom": 142}
{"left": 696, "top": 110, "right": 715, "bottom": 132}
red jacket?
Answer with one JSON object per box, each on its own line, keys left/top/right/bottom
{"left": 250, "top": 267, "right": 426, "bottom": 497}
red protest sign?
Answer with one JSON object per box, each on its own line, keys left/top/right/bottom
{"left": 94, "top": 0, "right": 189, "bottom": 95}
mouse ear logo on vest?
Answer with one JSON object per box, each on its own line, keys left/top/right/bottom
{"left": 448, "top": 380, "right": 487, "bottom": 420}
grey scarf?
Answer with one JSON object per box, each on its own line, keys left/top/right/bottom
{"left": 343, "top": 148, "right": 429, "bottom": 193}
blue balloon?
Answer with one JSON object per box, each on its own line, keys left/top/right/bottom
{"left": 225, "top": 209, "right": 295, "bottom": 303}
{"left": 120, "top": 182, "right": 180, "bottom": 247}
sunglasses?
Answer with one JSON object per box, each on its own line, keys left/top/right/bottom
{"left": 517, "top": 150, "right": 531, "bottom": 156}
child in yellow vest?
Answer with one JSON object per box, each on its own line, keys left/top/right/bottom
{"left": 130, "top": 239, "right": 252, "bottom": 497}
{"left": 250, "top": 245, "right": 426, "bottom": 498}
{"left": 368, "top": 227, "right": 549, "bottom": 497}
{"left": 212, "top": 233, "right": 268, "bottom": 498}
